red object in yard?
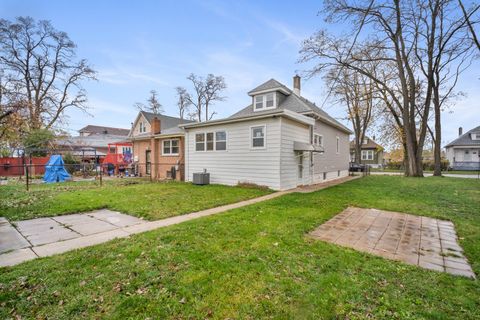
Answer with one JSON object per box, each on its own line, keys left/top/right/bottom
{"left": 0, "top": 157, "right": 50, "bottom": 176}
{"left": 103, "top": 142, "right": 133, "bottom": 166}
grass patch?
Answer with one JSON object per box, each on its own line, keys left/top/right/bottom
{"left": 0, "top": 176, "right": 479, "bottom": 318}
{"left": 0, "top": 179, "right": 272, "bottom": 221}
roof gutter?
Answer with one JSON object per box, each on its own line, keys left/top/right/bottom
{"left": 179, "top": 109, "right": 315, "bottom": 129}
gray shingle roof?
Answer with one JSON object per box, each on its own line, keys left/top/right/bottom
{"left": 231, "top": 79, "right": 351, "bottom": 133}
{"left": 79, "top": 125, "right": 130, "bottom": 136}
{"left": 56, "top": 134, "right": 128, "bottom": 149}
{"left": 140, "top": 111, "right": 195, "bottom": 132}
{"left": 445, "top": 125, "right": 480, "bottom": 147}
{"left": 247, "top": 78, "right": 290, "bottom": 95}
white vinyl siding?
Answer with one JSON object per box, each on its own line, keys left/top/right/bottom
{"left": 279, "top": 118, "right": 311, "bottom": 190}
{"left": 185, "top": 118, "right": 282, "bottom": 190}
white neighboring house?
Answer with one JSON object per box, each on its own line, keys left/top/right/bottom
{"left": 180, "top": 76, "right": 352, "bottom": 191}
{"left": 445, "top": 126, "right": 480, "bottom": 170}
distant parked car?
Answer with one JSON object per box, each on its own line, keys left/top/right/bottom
{"left": 349, "top": 162, "right": 368, "bottom": 172}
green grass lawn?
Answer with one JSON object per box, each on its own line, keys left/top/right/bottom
{"left": 0, "top": 179, "right": 271, "bottom": 221}
{"left": 1, "top": 176, "right": 479, "bottom": 319}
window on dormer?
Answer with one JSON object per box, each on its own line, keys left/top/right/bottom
{"left": 254, "top": 93, "right": 276, "bottom": 111}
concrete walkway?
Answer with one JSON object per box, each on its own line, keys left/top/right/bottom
{"left": 0, "top": 176, "right": 359, "bottom": 267}
{"left": 310, "top": 207, "right": 475, "bottom": 278}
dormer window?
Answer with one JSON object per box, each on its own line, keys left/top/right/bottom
{"left": 254, "top": 93, "right": 276, "bottom": 111}
{"left": 472, "top": 133, "right": 480, "bottom": 140}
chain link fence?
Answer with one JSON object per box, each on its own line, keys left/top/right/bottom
{"left": 0, "top": 161, "right": 185, "bottom": 190}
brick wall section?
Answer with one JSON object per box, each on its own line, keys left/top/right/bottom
{"left": 132, "top": 136, "right": 184, "bottom": 180}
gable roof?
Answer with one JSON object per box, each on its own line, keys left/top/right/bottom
{"left": 349, "top": 137, "right": 383, "bottom": 150}
{"left": 79, "top": 125, "right": 130, "bottom": 136}
{"left": 231, "top": 79, "right": 351, "bottom": 134}
{"left": 445, "top": 125, "right": 480, "bottom": 147}
{"left": 131, "top": 111, "right": 196, "bottom": 137}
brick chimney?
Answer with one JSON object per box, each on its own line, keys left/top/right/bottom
{"left": 293, "top": 75, "right": 301, "bottom": 96}
{"left": 152, "top": 117, "right": 161, "bottom": 134}
{"left": 459, "top": 127, "right": 463, "bottom": 136}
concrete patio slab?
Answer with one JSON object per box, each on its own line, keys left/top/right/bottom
{"left": 309, "top": 207, "right": 475, "bottom": 278}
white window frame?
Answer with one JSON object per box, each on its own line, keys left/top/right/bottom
{"left": 162, "top": 139, "right": 179, "bottom": 156}
{"left": 361, "top": 150, "right": 374, "bottom": 160}
{"left": 251, "top": 125, "right": 266, "bottom": 149}
{"left": 336, "top": 136, "right": 340, "bottom": 154}
{"left": 313, "top": 134, "right": 323, "bottom": 147}
{"left": 139, "top": 122, "right": 145, "bottom": 133}
{"left": 122, "top": 146, "right": 132, "bottom": 154}
{"left": 253, "top": 93, "right": 276, "bottom": 112}
{"left": 215, "top": 130, "right": 227, "bottom": 151}
{"left": 195, "top": 133, "right": 206, "bottom": 152}
{"left": 195, "top": 131, "right": 227, "bottom": 152}
{"left": 206, "top": 132, "right": 215, "bottom": 151}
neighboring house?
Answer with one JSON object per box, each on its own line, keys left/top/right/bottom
{"left": 180, "top": 76, "right": 352, "bottom": 191}
{"left": 350, "top": 137, "right": 384, "bottom": 168}
{"left": 128, "top": 111, "right": 194, "bottom": 180}
{"left": 445, "top": 126, "right": 480, "bottom": 170}
{"left": 79, "top": 125, "right": 130, "bottom": 137}
{"left": 55, "top": 134, "right": 130, "bottom": 162}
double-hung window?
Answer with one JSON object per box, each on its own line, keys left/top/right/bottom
{"left": 163, "top": 139, "right": 179, "bottom": 155}
{"left": 195, "top": 133, "right": 205, "bottom": 151}
{"left": 195, "top": 131, "right": 227, "bottom": 151}
{"left": 254, "top": 93, "right": 275, "bottom": 111}
{"left": 251, "top": 126, "right": 266, "bottom": 148}
{"left": 206, "top": 132, "right": 214, "bottom": 151}
{"left": 313, "top": 134, "right": 323, "bottom": 147}
{"left": 216, "top": 131, "right": 227, "bottom": 150}
{"left": 361, "top": 150, "right": 374, "bottom": 160}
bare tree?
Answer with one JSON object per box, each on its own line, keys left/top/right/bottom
{"left": 204, "top": 74, "right": 226, "bottom": 121}
{"left": 134, "top": 90, "right": 164, "bottom": 115}
{"left": 0, "top": 17, "right": 96, "bottom": 130}
{"left": 300, "top": 0, "right": 478, "bottom": 177}
{"left": 413, "top": 0, "right": 477, "bottom": 176}
{"left": 175, "top": 86, "right": 191, "bottom": 119}
{"left": 184, "top": 73, "right": 226, "bottom": 122}
{"left": 458, "top": 0, "right": 480, "bottom": 51}
{"left": 326, "top": 67, "right": 376, "bottom": 164}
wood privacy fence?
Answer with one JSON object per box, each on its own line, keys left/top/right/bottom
{"left": 0, "top": 157, "right": 50, "bottom": 176}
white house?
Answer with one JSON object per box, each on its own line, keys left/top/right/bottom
{"left": 180, "top": 77, "right": 352, "bottom": 191}
{"left": 445, "top": 126, "right": 480, "bottom": 170}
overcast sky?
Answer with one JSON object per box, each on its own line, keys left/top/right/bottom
{"left": 2, "top": 0, "right": 479, "bottom": 147}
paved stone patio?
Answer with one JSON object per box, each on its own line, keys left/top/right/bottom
{"left": 310, "top": 207, "right": 475, "bottom": 278}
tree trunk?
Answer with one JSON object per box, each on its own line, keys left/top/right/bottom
{"left": 433, "top": 87, "right": 442, "bottom": 176}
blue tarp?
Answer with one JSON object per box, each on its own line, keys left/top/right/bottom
{"left": 43, "top": 155, "right": 71, "bottom": 183}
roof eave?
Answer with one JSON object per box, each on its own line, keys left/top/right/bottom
{"left": 247, "top": 87, "right": 290, "bottom": 96}
{"left": 180, "top": 110, "right": 314, "bottom": 129}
